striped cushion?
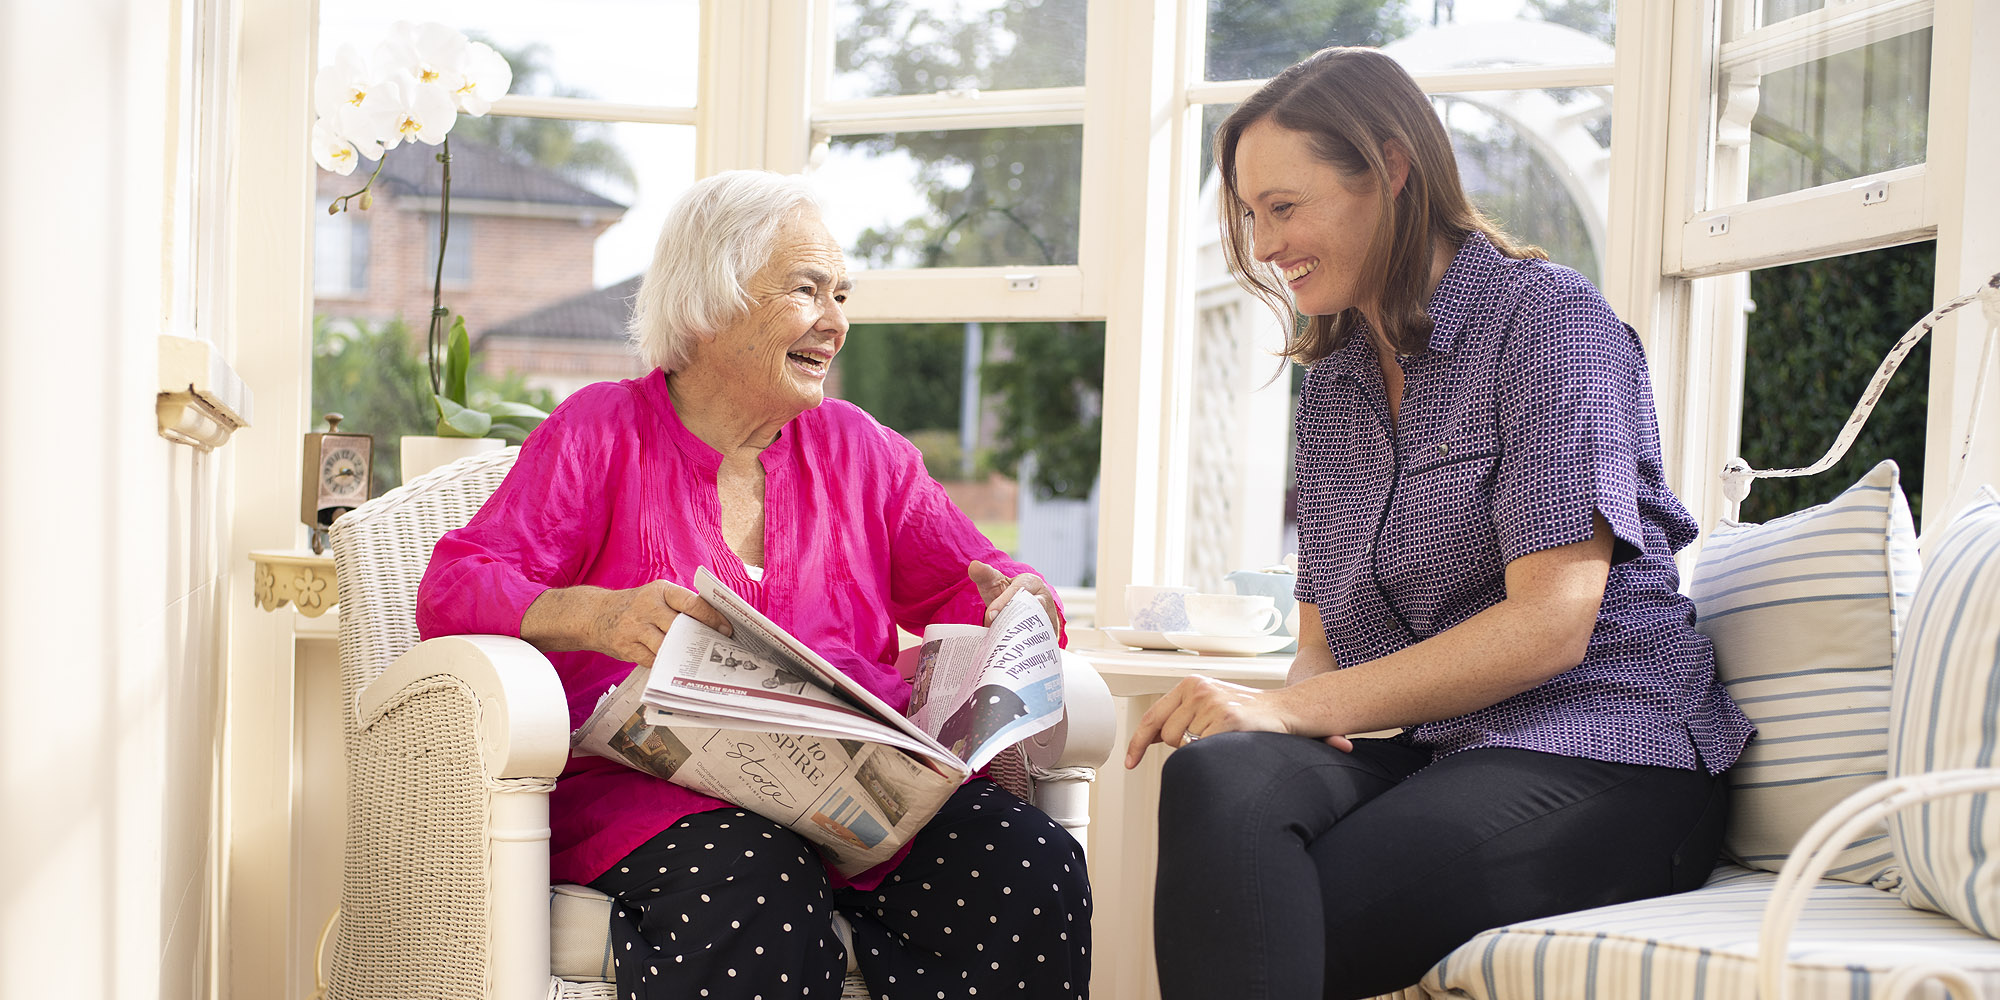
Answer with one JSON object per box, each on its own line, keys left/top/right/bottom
{"left": 1887, "top": 486, "right": 2000, "bottom": 936}
{"left": 1688, "top": 460, "right": 1918, "bottom": 888}
{"left": 1416, "top": 864, "right": 2000, "bottom": 999}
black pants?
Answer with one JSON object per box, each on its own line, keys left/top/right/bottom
{"left": 1152, "top": 735, "right": 1727, "bottom": 1000}
{"left": 590, "top": 778, "right": 1091, "bottom": 999}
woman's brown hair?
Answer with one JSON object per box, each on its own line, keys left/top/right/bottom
{"left": 1216, "top": 47, "right": 1545, "bottom": 364}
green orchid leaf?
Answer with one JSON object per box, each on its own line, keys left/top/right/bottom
{"left": 483, "top": 400, "right": 549, "bottom": 421}
{"left": 443, "top": 317, "right": 472, "bottom": 406}
{"left": 433, "top": 394, "right": 492, "bottom": 438}
{"left": 487, "top": 422, "right": 531, "bottom": 444}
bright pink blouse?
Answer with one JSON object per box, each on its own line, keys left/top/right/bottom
{"left": 416, "top": 370, "right": 1047, "bottom": 888}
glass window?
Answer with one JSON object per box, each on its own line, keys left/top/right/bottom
{"left": 834, "top": 320, "right": 1104, "bottom": 591}
{"left": 313, "top": 199, "right": 371, "bottom": 296}
{"left": 829, "top": 0, "right": 1088, "bottom": 100}
{"left": 816, "top": 126, "right": 1083, "bottom": 269}
{"left": 1741, "top": 31, "right": 1931, "bottom": 203}
{"left": 1436, "top": 91, "right": 1610, "bottom": 284}
{"left": 1203, "top": 0, "right": 1615, "bottom": 82}
{"left": 424, "top": 213, "right": 473, "bottom": 287}
{"left": 316, "top": 1, "right": 700, "bottom": 106}
{"left": 310, "top": 7, "right": 690, "bottom": 492}
{"left": 1734, "top": 241, "right": 1936, "bottom": 523}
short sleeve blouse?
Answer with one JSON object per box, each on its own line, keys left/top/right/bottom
{"left": 1291, "top": 233, "right": 1753, "bottom": 774}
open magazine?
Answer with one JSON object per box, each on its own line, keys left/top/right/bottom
{"left": 572, "top": 566, "right": 1064, "bottom": 876}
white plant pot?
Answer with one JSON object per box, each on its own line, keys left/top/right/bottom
{"left": 400, "top": 435, "right": 505, "bottom": 482}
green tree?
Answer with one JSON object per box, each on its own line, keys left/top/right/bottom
{"left": 1738, "top": 241, "right": 1935, "bottom": 524}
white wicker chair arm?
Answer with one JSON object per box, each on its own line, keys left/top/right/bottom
{"left": 357, "top": 634, "right": 572, "bottom": 783}
{"left": 1757, "top": 767, "right": 2000, "bottom": 1000}
{"left": 1024, "top": 649, "right": 1116, "bottom": 771}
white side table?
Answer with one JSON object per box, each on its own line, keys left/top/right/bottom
{"left": 1074, "top": 636, "right": 1290, "bottom": 1000}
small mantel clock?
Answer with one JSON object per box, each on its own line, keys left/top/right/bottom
{"left": 302, "top": 412, "right": 372, "bottom": 554}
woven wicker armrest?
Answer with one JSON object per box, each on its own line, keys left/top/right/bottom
{"left": 335, "top": 635, "right": 571, "bottom": 1000}
{"left": 356, "top": 634, "right": 571, "bottom": 780}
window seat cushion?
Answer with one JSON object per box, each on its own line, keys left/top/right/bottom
{"left": 1416, "top": 864, "right": 2000, "bottom": 999}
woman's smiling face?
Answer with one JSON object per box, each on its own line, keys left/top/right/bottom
{"left": 699, "top": 208, "right": 852, "bottom": 420}
{"left": 1232, "top": 117, "right": 1391, "bottom": 319}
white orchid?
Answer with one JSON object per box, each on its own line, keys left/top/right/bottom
{"left": 311, "top": 120, "right": 362, "bottom": 176}
{"left": 377, "top": 21, "right": 470, "bottom": 89}
{"left": 452, "top": 41, "right": 513, "bottom": 116}
{"left": 312, "top": 44, "right": 394, "bottom": 160}
{"left": 378, "top": 74, "right": 459, "bottom": 148}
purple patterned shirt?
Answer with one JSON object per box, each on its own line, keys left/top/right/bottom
{"left": 1293, "top": 232, "right": 1752, "bottom": 774}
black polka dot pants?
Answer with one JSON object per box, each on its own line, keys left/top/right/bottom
{"left": 838, "top": 779, "right": 1091, "bottom": 1000}
{"left": 590, "top": 809, "right": 847, "bottom": 999}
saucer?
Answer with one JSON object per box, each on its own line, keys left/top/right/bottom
{"left": 1165, "top": 631, "right": 1293, "bottom": 657}
{"left": 1102, "top": 627, "right": 1181, "bottom": 651}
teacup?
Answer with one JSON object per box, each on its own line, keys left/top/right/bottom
{"left": 1125, "top": 585, "right": 1195, "bottom": 632}
{"left": 1184, "top": 593, "right": 1283, "bottom": 636}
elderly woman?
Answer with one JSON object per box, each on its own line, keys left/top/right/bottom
{"left": 1127, "top": 49, "right": 1750, "bottom": 999}
{"left": 417, "top": 170, "right": 1090, "bottom": 999}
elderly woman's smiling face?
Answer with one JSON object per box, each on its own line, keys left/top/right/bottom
{"left": 694, "top": 208, "right": 852, "bottom": 421}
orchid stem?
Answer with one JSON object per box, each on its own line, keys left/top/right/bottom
{"left": 427, "top": 138, "right": 453, "bottom": 399}
{"left": 331, "top": 156, "right": 387, "bottom": 213}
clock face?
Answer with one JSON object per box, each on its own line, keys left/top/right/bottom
{"left": 318, "top": 437, "right": 371, "bottom": 505}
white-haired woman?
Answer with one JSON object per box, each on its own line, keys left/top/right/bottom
{"left": 418, "top": 171, "right": 1091, "bottom": 999}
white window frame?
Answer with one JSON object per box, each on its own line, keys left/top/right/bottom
{"left": 1634, "top": 0, "right": 1998, "bottom": 536}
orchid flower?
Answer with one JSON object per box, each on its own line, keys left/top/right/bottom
{"left": 313, "top": 45, "right": 393, "bottom": 160}
{"left": 452, "top": 41, "right": 513, "bottom": 116}
{"left": 378, "top": 21, "right": 470, "bottom": 89}
{"left": 311, "top": 120, "right": 361, "bottom": 176}
{"left": 379, "top": 74, "right": 459, "bottom": 148}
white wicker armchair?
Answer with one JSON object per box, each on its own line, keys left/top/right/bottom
{"left": 324, "top": 447, "right": 1115, "bottom": 1000}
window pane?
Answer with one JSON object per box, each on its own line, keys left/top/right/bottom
{"left": 311, "top": 114, "right": 690, "bottom": 492}
{"left": 1735, "top": 241, "right": 1936, "bottom": 524}
{"left": 1437, "top": 91, "right": 1609, "bottom": 285}
{"left": 317, "top": 1, "right": 699, "bottom": 106}
{"left": 832, "top": 321, "right": 1104, "bottom": 593}
{"left": 817, "top": 126, "right": 1082, "bottom": 269}
{"left": 829, "top": 0, "right": 1088, "bottom": 101}
{"left": 1741, "top": 31, "right": 1930, "bottom": 203}
{"left": 1759, "top": 0, "right": 1828, "bottom": 27}
{"left": 1204, "top": 0, "right": 1615, "bottom": 82}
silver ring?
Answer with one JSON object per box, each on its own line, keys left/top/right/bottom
{"left": 1183, "top": 731, "right": 1202, "bottom": 743}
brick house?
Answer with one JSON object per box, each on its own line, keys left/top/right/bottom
{"left": 478, "top": 275, "right": 652, "bottom": 397}
{"left": 313, "top": 137, "right": 628, "bottom": 374}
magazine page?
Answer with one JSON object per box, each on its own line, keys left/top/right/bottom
{"left": 689, "top": 566, "right": 945, "bottom": 754}
{"left": 573, "top": 668, "right": 967, "bottom": 876}
{"left": 905, "top": 624, "right": 986, "bottom": 738}
{"left": 924, "top": 588, "right": 1066, "bottom": 772}
{"left": 646, "top": 614, "right": 880, "bottom": 728}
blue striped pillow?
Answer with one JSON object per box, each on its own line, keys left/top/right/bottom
{"left": 1689, "top": 460, "right": 1917, "bottom": 889}
{"left": 1887, "top": 485, "right": 2000, "bottom": 937}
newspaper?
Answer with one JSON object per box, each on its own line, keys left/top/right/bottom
{"left": 571, "top": 566, "right": 1064, "bottom": 876}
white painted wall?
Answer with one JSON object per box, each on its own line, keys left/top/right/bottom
{"left": 0, "top": 1, "right": 223, "bottom": 997}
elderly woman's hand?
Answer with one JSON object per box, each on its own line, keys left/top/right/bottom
{"left": 968, "top": 560, "right": 1064, "bottom": 640}
{"left": 522, "top": 581, "right": 733, "bottom": 666}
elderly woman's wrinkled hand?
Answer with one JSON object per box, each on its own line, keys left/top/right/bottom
{"left": 968, "top": 560, "right": 1064, "bottom": 640}
{"left": 523, "top": 581, "right": 733, "bottom": 667}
